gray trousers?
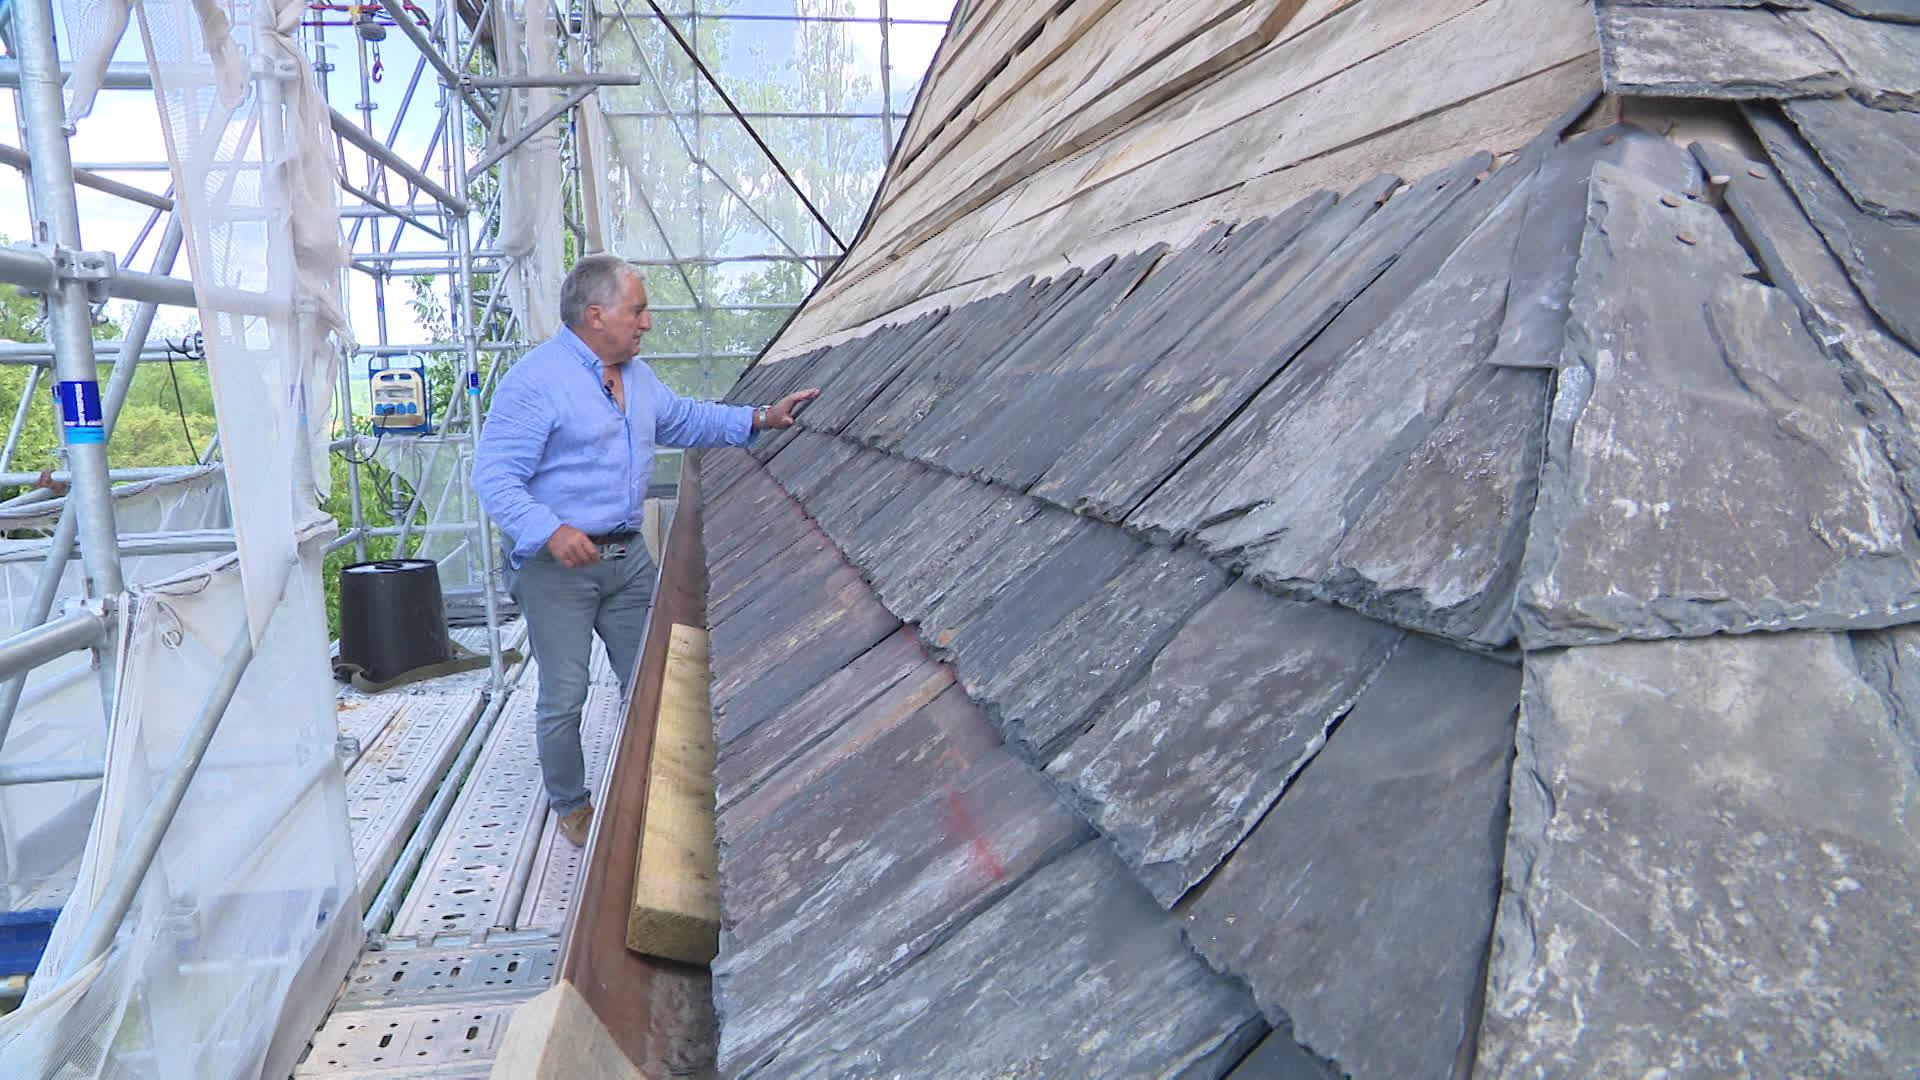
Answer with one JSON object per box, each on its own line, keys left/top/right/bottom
{"left": 506, "top": 544, "right": 655, "bottom": 816}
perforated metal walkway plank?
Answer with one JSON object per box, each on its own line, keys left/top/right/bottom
{"left": 387, "top": 644, "right": 621, "bottom": 943}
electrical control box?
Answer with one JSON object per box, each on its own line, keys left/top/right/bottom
{"left": 368, "top": 356, "right": 431, "bottom": 434}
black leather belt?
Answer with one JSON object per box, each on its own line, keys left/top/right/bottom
{"left": 588, "top": 529, "right": 637, "bottom": 544}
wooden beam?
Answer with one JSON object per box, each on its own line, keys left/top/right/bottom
{"left": 627, "top": 624, "right": 721, "bottom": 966}
{"left": 557, "top": 456, "right": 717, "bottom": 1073}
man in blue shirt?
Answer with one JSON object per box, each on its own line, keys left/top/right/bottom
{"left": 475, "top": 254, "right": 818, "bottom": 846}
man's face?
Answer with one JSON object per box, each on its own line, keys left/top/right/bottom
{"left": 587, "top": 272, "right": 653, "bottom": 361}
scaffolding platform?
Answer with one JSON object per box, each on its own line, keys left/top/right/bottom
{"left": 292, "top": 619, "right": 625, "bottom": 1077}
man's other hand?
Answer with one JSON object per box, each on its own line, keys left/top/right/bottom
{"left": 765, "top": 388, "right": 821, "bottom": 429}
{"left": 547, "top": 524, "right": 601, "bottom": 567}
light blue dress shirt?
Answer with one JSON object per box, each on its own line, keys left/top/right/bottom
{"left": 474, "top": 327, "right": 754, "bottom": 567}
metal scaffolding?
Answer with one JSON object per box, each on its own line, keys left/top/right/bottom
{"left": 0, "top": 0, "right": 950, "bottom": 1064}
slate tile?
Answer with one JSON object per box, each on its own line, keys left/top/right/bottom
{"left": 711, "top": 748, "right": 1090, "bottom": 1075}
{"left": 1183, "top": 637, "right": 1520, "bottom": 1080}
{"left": 748, "top": 843, "right": 1264, "bottom": 1080}
{"left": 718, "top": 684, "right": 998, "bottom": 931}
{"left": 835, "top": 463, "right": 950, "bottom": 567}
{"left": 857, "top": 477, "right": 1013, "bottom": 615}
{"left": 1155, "top": 159, "right": 1532, "bottom": 598}
{"left": 1047, "top": 583, "right": 1404, "bottom": 906}
{"left": 708, "top": 524, "right": 811, "bottom": 615}
{"left": 974, "top": 546, "right": 1229, "bottom": 763}
{"left": 1750, "top": 105, "right": 1920, "bottom": 356}
{"left": 1479, "top": 633, "right": 1920, "bottom": 1077}
{"left": 1520, "top": 157, "right": 1920, "bottom": 646}
{"left": 939, "top": 519, "right": 1143, "bottom": 676}
{"left": 1108, "top": 154, "right": 1494, "bottom": 536}
{"left": 747, "top": 420, "right": 803, "bottom": 463}
{"left": 1594, "top": 4, "right": 1849, "bottom": 98}
{"left": 1821, "top": 0, "right": 1920, "bottom": 22}
{"left": 804, "top": 447, "right": 924, "bottom": 545}
{"left": 796, "top": 310, "right": 952, "bottom": 436}
{"left": 846, "top": 274, "right": 1083, "bottom": 451}
{"left": 901, "top": 249, "right": 1165, "bottom": 479}
{"left": 1849, "top": 623, "right": 1920, "bottom": 773}
{"left": 1329, "top": 363, "right": 1550, "bottom": 647}
{"left": 1032, "top": 172, "right": 1408, "bottom": 523}
{"left": 709, "top": 566, "right": 902, "bottom": 744}
{"left": 1489, "top": 125, "right": 1706, "bottom": 370}
{"left": 987, "top": 205, "right": 1332, "bottom": 497}
{"left": 1782, "top": 95, "right": 1920, "bottom": 222}
{"left": 856, "top": 471, "right": 994, "bottom": 585}
{"left": 1789, "top": 3, "right": 1920, "bottom": 108}
{"left": 763, "top": 429, "right": 860, "bottom": 504}
{"left": 1128, "top": 155, "right": 1543, "bottom": 551}
{"left": 707, "top": 535, "right": 839, "bottom": 636}
{"left": 911, "top": 502, "right": 1096, "bottom": 648}
{"left": 1697, "top": 134, "right": 1920, "bottom": 516}
{"left": 868, "top": 489, "right": 1048, "bottom": 625}
{"left": 714, "top": 628, "right": 953, "bottom": 811}
{"left": 1225, "top": 1028, "right": 1343, "bottom": 1080}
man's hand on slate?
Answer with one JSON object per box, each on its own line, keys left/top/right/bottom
{"left": 765, "top": 388, "right": 821, "bottom": 429}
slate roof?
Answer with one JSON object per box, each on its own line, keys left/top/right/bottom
{"left": 697, "top": 3, "right": 1920, "bottom": 1076}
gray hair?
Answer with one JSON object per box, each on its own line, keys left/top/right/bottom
{"left": 560, "top": 254, "right": 646, "bottom": 327}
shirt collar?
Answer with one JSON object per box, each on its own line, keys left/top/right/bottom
{"left": 558, "top": 325, "right": 621, "bottom": 371}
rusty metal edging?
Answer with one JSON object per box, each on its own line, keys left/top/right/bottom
{"left": 556, "top": 451, "right": 714, "bottom": 1070}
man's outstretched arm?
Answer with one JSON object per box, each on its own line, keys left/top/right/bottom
{"left": 649, "top": 367, "right": 820, "bottom": 447}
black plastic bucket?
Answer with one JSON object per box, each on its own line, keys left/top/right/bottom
{"left": 337, "top": 558, "right": 453, "bottom": 684}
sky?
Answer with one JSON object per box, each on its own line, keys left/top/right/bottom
{"left": 0, "top": 0, "right": 951, "bottom": 354}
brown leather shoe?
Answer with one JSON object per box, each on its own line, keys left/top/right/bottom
{"left": 558, "top": 804, "right": 594, "bottom": 848}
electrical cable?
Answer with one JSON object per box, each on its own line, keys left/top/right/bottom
{"left": 161, "top": 331, "right": 203, "bottom": 462}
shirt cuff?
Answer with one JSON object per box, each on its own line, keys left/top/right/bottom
{"left": 512, "top": 505, "right": 565, "bottom": 556}
{"left": 733, "top": 404, "right": 756, "bottom": 445}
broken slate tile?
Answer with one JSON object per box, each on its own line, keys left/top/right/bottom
{"left": 1750, "top": 106, "right": 1920, "bottom": 356}
{"left": 718, "top": 684, "right": 999, "bottom": 931}
{"left": 1782, "top": 95, "right": 1920, "bottom": 222}
{"left": 1047, "top": 583, "right": 1404, "bottom": 906}
{"left": 1328, "top": 364, "right": 1549, "bottom": 647}
{"left": 1182, "top": 636, "right": 1519, "bottom": 1080}
{"left": 1478, "top": 633, "right": 1920, "bottom": 1077}
{"left": 748, "top": 843, "right": 1264, "bottom": 1080}
{"left": 711, "top": 748, "right": 1089, "bottom": 1075}
{"left": 1517, "top": 159, "right": 1920, "bottom": 647}
{"left": 1594, "top": 4, "right": 1849, "bottom": 98}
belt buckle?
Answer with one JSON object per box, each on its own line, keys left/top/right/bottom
{"left": 598, "top": 540, "right": 628, "bottom": 560}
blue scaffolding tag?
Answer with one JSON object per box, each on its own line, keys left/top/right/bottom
{"left": 55, "top": 380, "right": 104, "bottom": 445}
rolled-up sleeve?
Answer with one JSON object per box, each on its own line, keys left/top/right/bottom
{"left": 474, "top": 375, "right": 563, "bottom": 556}
{"left": 647, "top": 366, "right": 753, "bottom": 448}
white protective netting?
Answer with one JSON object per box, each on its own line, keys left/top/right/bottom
{"left": 0, "top": 519, "right": 357, "bottom": 1080}
{"left": 494, "top": 0, "right": 567, "bottom": 340}
{"left": 0, "top": 469, "right": 231, "bottom": 912}
{"left": 0, "top": 0, "right": 364, "bottom": 1070}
